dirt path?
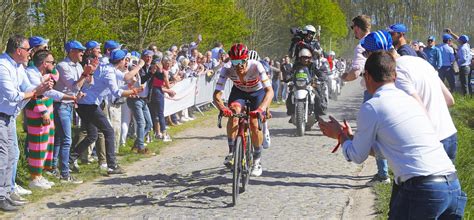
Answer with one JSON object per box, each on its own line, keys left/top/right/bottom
{"left": 11, "top": 81, "right": 377, "bottom": 219}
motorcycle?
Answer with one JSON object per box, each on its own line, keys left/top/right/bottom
{"left": 327, "top": 61, "right": 344, "bottom": 101}
{"left": 290, "top": 66, "right": 317, "bottom": 136}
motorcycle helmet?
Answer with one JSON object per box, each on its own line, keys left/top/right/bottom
{"left": 303, "top": 25, "right": 316, "bottom": 35}
{"left": 248, "top": 50, "right": 260, "bottom": 60}
{"left": 298, "top": 48, "right": 312, "bottom": 57}
{"left": 228, "top": 43, "right": 249, "bottom": 60}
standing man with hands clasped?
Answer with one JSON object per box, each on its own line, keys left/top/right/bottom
{"left": 318, "top": 51, "right": 467, "bottom": 219}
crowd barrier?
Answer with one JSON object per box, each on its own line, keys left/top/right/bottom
{"left": 163, "top": 73, "right": 232, "bottom": 117}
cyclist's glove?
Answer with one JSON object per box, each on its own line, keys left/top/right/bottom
{"left": 250, "top": 108, "right": 264, "bottom": 118}
{"left": 221, "top": 107, "right": 233, "bottom": 117}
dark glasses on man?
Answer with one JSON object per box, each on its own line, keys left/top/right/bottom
{"left": 231, "top": 59, "right": 247, "bottom": 67}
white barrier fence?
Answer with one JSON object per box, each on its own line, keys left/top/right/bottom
{"left": 163, "top": 73, "right": 232, "bottom": 117}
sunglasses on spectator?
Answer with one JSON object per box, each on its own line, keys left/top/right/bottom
{"left": 301, "top": 56, "right": 312, "bottom": 60}
{"left": 231, "top": 59, "right": 247, "bottom": 67}
{"left": 350, "top": 25, "right": 355, "bottom": 30}
{"left": 19, "top": 47, "right": 33, "bottom": 52}
{"left": 45, "top": 61, "right": 56, "bottom": 65}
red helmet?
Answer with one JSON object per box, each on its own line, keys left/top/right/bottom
{"left": 228, "top": 43, "right": 248, "bottom": 60}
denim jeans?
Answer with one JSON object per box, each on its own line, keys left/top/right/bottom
{"left": 150, "top": 88, "right": 166, "bottom": 133}
{"left": 0, "top": 116, "right": 15, "bottom": 198}
{"left": 272, "top": 79, "right": 280, "bottom": 102}
{"left": 363, "top": 90, "right": 389, "bottom": 178}
{"left": 439, "top": 66, "right": 456, "bottom": 92}
{"left": 458, "top": 66, "right": 471, "bottom": 95}
{"left": 74, "top": 104, "right": 117, "bottom": 169}
{"left": 10, "top": 119, "right": 19, "bottom": 191}
{"left": 127, "top": 98, "right": 152, "bottom": 149}
{"left": 441, "top": 133, "right": 458, "bottom": 162}
{"left": 53, "top": 102, "right": 74, "bottom": 178}
{"left": 389, "top": 177, "right": 467, "bottom": 220}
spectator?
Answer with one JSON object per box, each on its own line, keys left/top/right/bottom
{"left": 101, "top": 40, "right": 121, "bottom": 64}
{"left": 341, "top": 15, "right": 390, "bottom": 186}
{"left": 26, "top": 50, "right": 81, "bottom": 189}
{"left": 280, "top": 55, "right": 292, "bottom": 101}
{"left": 53, "top": 40, "right": 94, "bottom": 181}
{"left": 446, "top": 29, "right": 472, "bottom": 96}
{"left": 149, "top": 56, "right": 176, "bottom": 142}
{"left": 73, "top": 49, "right": 144, "bottom": 175}
{"left": 424, "top": 35, "right": 443, "bottom": 70}
{"left": 78, "top": 40, "right": 106, "bottom": 167}
{"left": 438, "top": 34, "right": 456, "bottom": 92}
{"left": 318, "top": 50, "right": 466, "bottom": 219}
{"left": 0, "top": 35, "right": 53, "bottom": 211}
{"left": 410, "top": 41, "right": 428, "bottom": 60}
{"left": 211, "top": 42, "right": 224, "bottom": 60}
{"left": 387, "top": 23, "right": 417, "bottom": 57}
{"left": 28, "top": 36, "right": 49, "bottom": 66}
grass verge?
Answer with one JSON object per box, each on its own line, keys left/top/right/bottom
{"left": 12, "top": 107, "right": 218, "bottom": 204}
{"left": 374, "top": 95, "right": 474, "bottom": 219}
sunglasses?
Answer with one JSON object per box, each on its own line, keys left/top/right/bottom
{"left": 19, "top": 47, "right": 33, "bottom": 52}
{"left": 350, "top": 25, "right": 354, "bottom": 30}
{"left": 230, "top": 59, "right": 247, "bottom": 67}
{"left": 45, "top": 61, "right": 56, "bottom": 65}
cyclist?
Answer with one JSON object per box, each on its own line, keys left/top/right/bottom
{"left": 248, "top": 50, "right": 271, "bottom": 149}
{"left": 213, "top": 44, "right": 274, "bottom": 177}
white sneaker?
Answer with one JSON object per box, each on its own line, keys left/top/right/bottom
{"left": 180, "top": 117, "right": 190, "bottom": 122}
{"left": 365, "top": 174, "right": 391, "bottom": 186}
{"left": 14, "top": 183, "right": 32, "bottom": 195}
{"left": 29, "top": 178, "right": 51, "bottom": 190}
{"left": 251, "top": 159, "right": 263, "bottom": 177}
{"left": 39, "top": 176, "right": 55, "bottom": 186}
{"left": 187, "top": 117, "right": 195, "bottom": 121}
{"left": 262, "top": 122, "right": 271, "bottom": 149}
{"left": 145, "top": 134, "right": 152, "bottom": 143}
{"left": 163, "top": 133, "right": 172, "bottom": 142}
{"left": 99, "top": 163, "right": 108, "bottom": 171}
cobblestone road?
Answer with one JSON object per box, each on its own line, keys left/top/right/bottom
{"left": 13, "top": 81, "right": 377, "bottom": 219}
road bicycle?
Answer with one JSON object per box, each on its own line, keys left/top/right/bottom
{"left": 218, "top": 101, "right": 262, "bottom": 206}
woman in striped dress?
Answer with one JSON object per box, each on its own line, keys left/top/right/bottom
{"left": 26, "top": 50, "right": 76, "bottom": 189}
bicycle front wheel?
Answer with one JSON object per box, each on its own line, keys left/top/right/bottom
{"left": 232, "top": 136, "right": 243, "bottom": 206}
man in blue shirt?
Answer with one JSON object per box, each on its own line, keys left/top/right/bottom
{"left": 438, "top": 34, "right": 456, "bottom": 92}
{"left": 73, "top": 49, "right": 144, "bottom": 175}
{"left": 424, "top": 36, "right": 443, "bottom": 70}
{"left": 0, "top": 35, "right": 53, "bottom": 211}
{"left": 387, "top": 23, "right": 417, "bottom": 57}
{"left": 445, "top": 29, "right": 473, "bottom": 96}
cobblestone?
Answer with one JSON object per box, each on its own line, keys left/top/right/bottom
{"left": 13, "top": 81, "right": 376, "bottom": 219}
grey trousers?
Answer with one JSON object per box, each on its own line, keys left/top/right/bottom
{"left": 0, "top": 116, "right": 15, "bottom": 198}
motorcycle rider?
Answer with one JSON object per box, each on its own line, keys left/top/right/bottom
{"left": 286, "top": 48, "right": 328, "bottom": 120}
{"left": 289, "top": 25, "right": 322, "bottom": 60}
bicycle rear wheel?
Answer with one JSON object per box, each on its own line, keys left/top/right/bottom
{"left": 232, "top": 136, "right": 243, "bottom": 206}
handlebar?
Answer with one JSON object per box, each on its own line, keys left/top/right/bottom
{"left": 217, "top": 111, "right": 262, "bottom": 131}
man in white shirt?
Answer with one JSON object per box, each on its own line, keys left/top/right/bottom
{"left": 319, "top": 50, "right": 466, "bottom": 219}
{"left": 361, "top": 30, "right": 458, "bottom": 162}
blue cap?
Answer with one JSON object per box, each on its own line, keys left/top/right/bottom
{"left": 442, "top": 34, "right": 453, "bottom": 41}
{"left": 428, "top": 35, "right": 436, "bottom": 41}
{"left": 65, "top": 40, "right": 86, "bottom": 52}
{"left": 110, "top": 49, "right": 128, "bottom": 61}
{"left": 458, "top": 35, "right": 469, "bottom": 43}
{"left": 387, "top": 23, "right": 408, "bottom": 33}
{"left": 29, "top": 36, "right": 49, "bottom": 48}
{"left": 131, "top": 51, "right": 141, "bottom": 58}
{"left": 85, "top": 40, "right": 101, "bottom": 49}
{"left": 104, "top": 40, "right": 121, "bottom": 50}
{"left": 361, "top": 30, "right": 393, "bottom": 52}
{"left": 142, "top": 50, "right": 154, "bottom": 57}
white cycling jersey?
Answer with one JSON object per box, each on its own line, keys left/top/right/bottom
{"left": 215, "top": 59, "right": 271, "bottom": 93}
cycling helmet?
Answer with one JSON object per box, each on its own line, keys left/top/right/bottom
{"left": 298, "top": 48, "right": 312, "bottom": 57}
{"left": 303, "top": 25, "right": 316, "bottom": 34}
{"left": 248, "top": 50, "right": 260, "bottom": 60}
{"left": 329, "top": 51, "right": 336, "bottom": 56}
{"left": 228, "top": 43, "right": 249, "bottom": 60}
